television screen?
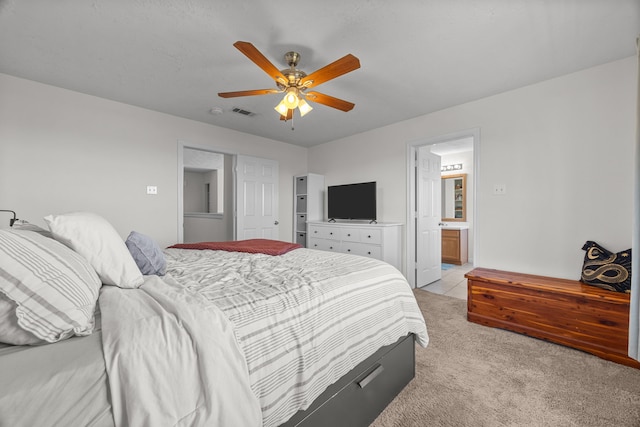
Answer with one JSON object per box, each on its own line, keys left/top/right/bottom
{"left": 327, "top": 181, "right": 376, "bottom": 221}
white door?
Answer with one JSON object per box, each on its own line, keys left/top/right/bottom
{"left": 235, "top": 155, "right": 279, "bottom": 240}
{"left": 416, "top": 147, "right": 442, "bottom": 286}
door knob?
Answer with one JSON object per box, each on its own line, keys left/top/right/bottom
{"left": 274, "top": 220, "right": 279, "bottom": 225}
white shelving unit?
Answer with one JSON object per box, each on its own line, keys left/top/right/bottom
{"left": 293, "top": 173, "right": 325, "bottom": 247}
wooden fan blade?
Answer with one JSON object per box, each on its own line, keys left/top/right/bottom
{"left": 279, "top": 109, "right": 294, "bottom": 121}
{"left": 218, "top": 89, "right": 279, "bottom": 98}
{"left": 299, "top": 54, "right": 360, "bottom": 89}
{"left": 305, "top": 92, "right": 355, "bottom": 112}
{"left": 233, "top": 41, "right": 288, "bottom": 85}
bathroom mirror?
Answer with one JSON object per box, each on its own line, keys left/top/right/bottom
{"left": 441, "top": 173, "right": 466, "bottom": 221}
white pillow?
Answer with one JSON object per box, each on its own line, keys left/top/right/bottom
{"left": 44, "top": 212, "right": 143, "bottom": 289}
{"left": 0, "top": 229, "right": 101, "bottom": 344}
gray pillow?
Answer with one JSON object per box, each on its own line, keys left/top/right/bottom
{"left": 125, "top": 231, "right": 166, "bottom": 276}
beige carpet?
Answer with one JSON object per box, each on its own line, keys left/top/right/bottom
{"left": 371, "top": 289, "right": 640, "bottom": 427}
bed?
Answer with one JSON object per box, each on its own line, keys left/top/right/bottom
{"left": 0, "top": 212, "right": 429, "bottom": 427}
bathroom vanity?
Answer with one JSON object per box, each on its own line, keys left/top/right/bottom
{"left": 441, "top": 226, "right": 468, "bottom": 265}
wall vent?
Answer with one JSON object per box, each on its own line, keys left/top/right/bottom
{"left": 232, "top": 107, "right": 256, "bottom": 117}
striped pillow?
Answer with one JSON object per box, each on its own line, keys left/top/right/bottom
{"left": 0, "top": 229, "right": 101, "bottom": 344}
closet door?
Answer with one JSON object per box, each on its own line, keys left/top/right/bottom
{"left": 235, "top": 155, "right": 279, "bottom": 240}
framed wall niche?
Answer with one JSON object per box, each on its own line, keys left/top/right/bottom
{"left": 183, "top": 148, "right": 225, "bottom": 218}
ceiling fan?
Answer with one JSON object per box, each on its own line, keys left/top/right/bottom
{"left": 218, "top": 41, "right": 360, "bottom": 121}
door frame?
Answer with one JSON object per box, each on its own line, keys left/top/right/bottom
{"left": 177, "top": 140, "right": 237, "bottom": 244}
{"left": 405, "top": 128, "right": 480, "bottom": 288}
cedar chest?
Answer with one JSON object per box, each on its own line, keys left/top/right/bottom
{"left": 465, "top": 267, "right": 640, "bottom": 369}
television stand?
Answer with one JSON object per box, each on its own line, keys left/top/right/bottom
{"left": 307, "top": 222, "right": 402, "bottom": 270}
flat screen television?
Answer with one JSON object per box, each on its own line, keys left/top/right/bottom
{"left": 327, "top": 181, "right": 377, "bottom": 221}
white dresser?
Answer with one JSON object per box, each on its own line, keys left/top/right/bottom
{"left": 307, "top": 222, "right": 402, "bottom": 270}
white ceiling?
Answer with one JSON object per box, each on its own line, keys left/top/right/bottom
{"left": 0, "top": 1, "right": 637, "bottom": 148}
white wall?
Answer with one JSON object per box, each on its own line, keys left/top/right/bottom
{"left": 309, "top": 57, "right": 636, "bottom": 280}
{"left": 0, "top": 73, "right": 307, "bottom": 247}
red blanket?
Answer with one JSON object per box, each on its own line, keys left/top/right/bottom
{"left": 168, "top": 239, "right": 302, "bottom": 256}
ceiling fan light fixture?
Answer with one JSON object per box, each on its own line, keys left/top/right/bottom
{"left": 298, "top": 98, "right": 313, "bottom": 117}
{"left": 283, "top": 88, "right": 299, "bottom": 109}
{"left": 274, "top": 100, "right": 288, "bottom": 116}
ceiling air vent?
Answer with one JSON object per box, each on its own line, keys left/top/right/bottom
{"left": 232, "top": 107, "right": 256, "bottom": 117}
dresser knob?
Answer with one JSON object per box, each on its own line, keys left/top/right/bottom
{"left": 367, "top": 235, "right": 371, "bottom": 238}
{"left": 367, "top": 251, "right": 371, "bottom": 255}
{"left": 347, "top": 249, "right": 351, "bottom": 252}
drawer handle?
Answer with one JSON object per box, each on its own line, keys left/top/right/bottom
{"left": 347, "top": 249, "right": 351, "bottom": 252}
{"left": 367, "top": 251, "right": 371, "bottom": 255}
{"left": 347, "top": 233, "right": 351, "bottom": 236}
{"left": 358, "top": 364, "right": 384, "bottom": 388}
{"left": 329, "top": 246, "right": 333, "bottom": 249}
{"left": 367, "top": 235, "right": 372, "bottom": 239}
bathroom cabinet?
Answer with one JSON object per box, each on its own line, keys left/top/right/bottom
{"left": 441, "top": 228, "right": 468, "bottom": 265}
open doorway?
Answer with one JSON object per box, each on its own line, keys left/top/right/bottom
{"left": 405, "top": 129, "right": 479, "bottom": 288}
{"left": 177, "top": 142, "right": 235, "bottom": 244}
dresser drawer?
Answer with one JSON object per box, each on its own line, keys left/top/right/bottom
{"left": 308, "top": 238, "right": 341, "bottom": 252}
{"left": 358, "top": 228, "right": 382, "bottom": 244}
{"left": 338, "top": 227, "right": 383, "bottom": 244}
{"left": 282, "top": 335, "right": 415, "bottom": 427}
{"left": 340, "top": 228, "right": 360, "bottom": 242}
{"left": 309, "top": 226, "right": 340, "bottom": 240}
{"left": 342, "top": 242, "right": 382, "bottom": 260}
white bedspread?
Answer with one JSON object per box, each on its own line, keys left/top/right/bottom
{"left": 100, "top": 247, "right": 428, "bottom": 427}
{"left": 164, "top": 247, "right": 428, "bottom": 426}
{"left": 100, "top": 275, "right": 262, "bottom": 427}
